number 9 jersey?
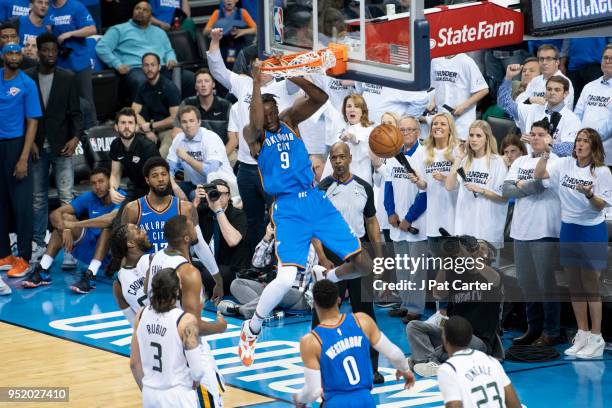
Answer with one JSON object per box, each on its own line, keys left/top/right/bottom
{"left": 312, "top": 313, "right": 375, "bottom": 407}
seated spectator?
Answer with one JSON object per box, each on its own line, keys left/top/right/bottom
{"left": 219, "top": 222, "right": 313, "bottom": 319}
{"left": 26, "top": 32, "right": 83, "bottom": 264}
{"left": 150, "top": 0, "right": 190, "bottom": 31}
{"left": 0, "top": 21, "right": 36, "bottom": 69}
{"left": 193, "top": 179, "right": 250, "bottom": 297}
{"left": 174, "top": 68, "right": 234, "bottom": 161}
{"left": 15, "top": 0, "right": 50, "bottom": 50}
{"left": 499, "top": 66, "right": 581, "bottom": 157}
{"left": 406, "top": 235, "right": 503, "bottom": 378}
{"left": 95, "top": 1, "right": 194, "bottom": 100}
{"left": 0, "top": 0, "right": 30, "bottom": 21}
{"left": 131, "top": 52, "right": 180, "bottom": 158}
{"left": 21, "top": 168, "right": 125, "bottom": 293}
{"left": 203, "top": 0, "right": 256, "bottom": 66}
{"left": 109, "top": 107, "right": 161, "bottom": 204}
{"left": 167, "top": 105, "right": 238, "bottom": 203}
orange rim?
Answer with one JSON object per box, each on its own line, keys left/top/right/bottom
{"left": 260, "top": 43, "right": 348, "bottom": 73}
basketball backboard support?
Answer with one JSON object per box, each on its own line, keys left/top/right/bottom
{"left": 257, "top": 0, "right": 431, "bottom": 91}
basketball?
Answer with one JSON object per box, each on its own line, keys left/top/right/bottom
{"left": 369, "top": 124, "right": 403, "bottom": 158}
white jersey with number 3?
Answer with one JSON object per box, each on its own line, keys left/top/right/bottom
{"left": 118, "top": 254, "right": 152, "bottom": 313}
{"left": 438, "top": 349, "right": 511, "bottom": 408}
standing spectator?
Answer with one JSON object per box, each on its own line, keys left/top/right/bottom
{"left": 503, "top": 120, "right": 562, "bottom": 346}
{"left": 574, "top": 44, "right": 612, "bottom": 168}
{"left": 430, "top": 53, "right": 489, "bottom": 139}
{"left": 167, "top": 105, "right": 237, "bottom": 203}
{"left": 384, "top": 116, "right": 428, "bottom": 323}
{"left": 48, "top": 0, "right": 97, "bottom": 120}
{"left": 131, "top": 52, "right": 180, "bottom": 158}
{"left": 0, "top": 43, "right": 41, "bottom": 281}
{"left": 150, "top": 0, "right": 190, "bottom": 31}
{"left": 0, "top": 21, "right": 36, "bottom": 68}
{"left": 446, "top": 121, "right": 508, "bottom": 253}
{"left": 174, "top": 68, "right": 234, "bottom": 159}
{"left": 79, "top": 0, "right": 101, "bottom": 34}
{"left": 0, "top": 0, "right": 30, "bottom": 21}
{"left": 518, "top": 44, "right": 575, "bottom": 108}
{"left": 16, "top": 0, "right": 50, "bottom": 48}
{"left": 25, "top": 32, "right": 82, "bottom": 263}
{"left": 499, "top": 65, "right": 581, "bottom": 157}
{"left": 560, "top": 38, "right": 609, "bottom": 101}
{"left": 535, "top": 128, "right": 612, "bottom": 359}
{"left": 109, "top": 107, "right": 161, "bottom": 204}
{"left": 357, "top": 81, "right": 430, "bottom": 125}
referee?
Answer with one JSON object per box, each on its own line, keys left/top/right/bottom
{"left": 315, "top": 141, "right": 385, "bottom": 384}
{"left": 0, "top": 43, "right": 42, "bottom": 278}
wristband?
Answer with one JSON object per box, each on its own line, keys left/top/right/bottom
{"left": 214, "top": 208, "right": 224, "bottom": 216}
{"left": 586, "top": 192, "right": 594, "bottom": 199}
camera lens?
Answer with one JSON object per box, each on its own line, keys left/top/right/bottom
{"left": 208, "top": 190, "right": 221, "bottom": 202}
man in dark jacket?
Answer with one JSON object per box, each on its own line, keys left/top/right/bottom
{"left": 25, "top": 32, "right": 82, "bottom": 264}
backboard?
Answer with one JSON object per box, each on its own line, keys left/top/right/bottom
{"left": 257, "top": 0, "right": 431, "bottom": 91}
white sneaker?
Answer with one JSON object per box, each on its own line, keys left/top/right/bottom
{"left": 61, "top": 252, "right": 77, "bottom": 270}
{"left": 413, "top": 361, "right": 439, "bottom": 377}
{"left": 30, "top": 243, "right": 46, "bottom": 265}
{"left": 576, "top": 333, "right": 605, "bottom": 359}
{"left": 237, "top": 320, "right": 259, "bottom": 366}
{"left": 425, "top": 311, "right": 449, "bottom": 328}
{"left": 565, "top": 330, "right": 591, "bottom": 356}
{"left": 0, "top": 275, "right": 12, "bottom": 295}
{"left": 311, "top": 265, "right": 327, "bottom": 282}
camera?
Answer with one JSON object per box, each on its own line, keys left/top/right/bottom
{"left": 198, "top": 183, "right": 221, "bottom": 202}
{"left": 432, "top": 228, "right": 480, "bottom": 258}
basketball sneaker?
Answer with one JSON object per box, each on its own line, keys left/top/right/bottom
{"left": 564, "top": 330, "right": 590, "bottom": 356}
{"left": 7, "top": 257, "right": 30, "bottom": 278}
{"left": 425, "top": 311, "right": 449, "bottom": 328}
{"left": 238, "top": 320, "right": 259, "bottom": 366}
{"left": 0, "top": 275, "right": 12, "bottom": 295}
{"left": 311, "top": 265, "right": 327, "bottom": 282}
{"left": 30, "top": 243, "right": 46, "bottom": 265}
{"left": 576, "top": 333, "right": 605, "bottom": 359}
{"left": 0, "top": 255, "right": 14, "bottom": 271}
{"left": 217, "top": 299, "right": 240, "bottom": 317}
{"left": 22, "top": 264, "right": 52, "bottom": 288}
{"left": 70, "top": 270, "right": 96, "bottom": 294}
{"left": 413, "top": 361, "right": 440, "bottom": 378}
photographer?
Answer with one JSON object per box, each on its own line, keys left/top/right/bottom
{"left": 194, "top": 179, "right": 249, "bottom": 297}
{"left": 219, "top": 223, "right": 313, "bottom": 319}
{"left": 406, "top": 232, "right": 503, "bottom": 379}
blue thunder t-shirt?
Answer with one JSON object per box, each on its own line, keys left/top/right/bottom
{"left": 136, "top": 195, "right": 181, "bottom": 253}
{"left": 18, "top": 15, "right": 51, "bottom": 47}
{"left": 151, "top": 0, "right": 181, "bottom": 25}
{"left": 257, "top": 121, "right": 315, "bottom": 198}
{"left": 0, "top": 69, "right": 42, "bottom": 139}
{"left": 0, "top": 0, "right": 30, "bottom": 21}
{"left": 313, "top": 314, "right": 373, "bottom": 401}
{"left": 49, "top": 0, "right": 95, "bottom": 71}
{"left": 70, "top": 190, "right": 124, "bottom": 237}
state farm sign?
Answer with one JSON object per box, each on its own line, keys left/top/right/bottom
{"left": 434, "top": 19, "right": 516, "bottom": 48}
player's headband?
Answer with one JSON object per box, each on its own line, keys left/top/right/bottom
{"left": 1, "top": 43, "right": 22, "bottom": 55}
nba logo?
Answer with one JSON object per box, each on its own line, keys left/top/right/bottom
{"left": 273, "top": 6, "right": 284, "bottom": 43}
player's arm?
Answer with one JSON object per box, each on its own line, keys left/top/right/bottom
{"left": 64, "top": 209, "right": 119, "bottom": 230}
{"left": 129, "top": 310, "right": 144, "bottom": 391}
{"left": 179, "top": 313, "right": 205, "bottom": 382}
{"left": 110, "top": 160, "right": 126, "bottom": 204}
{"left": 504, "top": 383, "right": 522, "bottom": 408}
{"left": 121, "top": 201, "right": 140, "bottom": 225}
{"left": 243, "top": 61, "right": 265, "bottom": 159}
{"left": 113, "top": 280, "right": 136, "bottom": 326}
{"left": 354, "top": 312, "right": 415, "bottom": 388}
{"left": 49, "top": 204, "right": 76, "bottom": 231}
{"left": 445, "top": 402, "right": 463, "bottom": 408}
{"left": 281, "top": 77, "right": 329, "bottom": 128}
{"left": 294, "top": 333, "right": 322, "bottom": 405}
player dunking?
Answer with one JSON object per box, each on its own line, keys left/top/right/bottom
{"left": 294, "top": 280, "right": 414, "bottom": 407}
{"left": 238, "top": 61, "right": 374, "bottom": 366}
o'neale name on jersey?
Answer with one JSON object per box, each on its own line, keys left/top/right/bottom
{"left": 426, "top": 160, "right": 453, "bottom": 174}
{"left": 265, "top": 133, "right": 295, "bottom": 147}
{"left": 325, "top": 335, "right": 363, "bottom": 360}
{"left": 586, "top": 94, "right": 610, "bottom": 107}
{"left": 434, "top": 70, "right": 458, "bottom": 83}
{"left": 128, "top": 277, "right": 145, "bottom": 296}
{"left": 465, "top": 171, "right": 489, "bottom": 185}
{"left": 517, "top": 168, "right": 535, "bottom": 180}
{"left": 146, "top": 323, "right": 167, "bottom": 337}
{"left": 561, "top": 175, "right": 593, "bottom": 190}
{"left": 464, "top": 364, "right": 493, "bottom": 382}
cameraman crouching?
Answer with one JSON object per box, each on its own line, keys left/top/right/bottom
{"left": 406, "top": 231, "right": 503, "bottom": 378}
{"left": 194, "top": 179, "right": 250, "bottom": 297}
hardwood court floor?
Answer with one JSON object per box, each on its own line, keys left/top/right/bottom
{"left": 0, "top": 322, "right": 272, "bottom": 408}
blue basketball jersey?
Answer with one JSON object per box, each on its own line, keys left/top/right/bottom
{"left": 136, "top": 196, "right": 181, "bottom": 253}
{"left": 313, "top": 314, "right": 373, "bottom": 402}
{"left": 257, "top": 121, "right": 315, "bottom": 197}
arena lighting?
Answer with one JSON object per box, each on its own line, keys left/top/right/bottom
{"left": 522, "top": 0, "right": 612, "bottom": 35}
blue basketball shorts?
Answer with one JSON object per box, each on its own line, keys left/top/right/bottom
{"left": 322, "top": 388, "right": 375, "bottom": 408}
{"left": 72, "top": 228, "right": 109, "bottom": 267}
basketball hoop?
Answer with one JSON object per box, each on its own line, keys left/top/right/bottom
{"left": 260, "top": 43, "right": 348, "bottom": 78}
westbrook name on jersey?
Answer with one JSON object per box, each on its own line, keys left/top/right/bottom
{"left": 136, "top": 196, "right": 181, "bottom": 253}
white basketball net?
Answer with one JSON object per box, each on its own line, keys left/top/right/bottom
{"left": 262, "top": 49, "right": 338, "bottom": 78}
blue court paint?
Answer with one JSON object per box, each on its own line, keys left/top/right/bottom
{"left": 0, "top": 263, "right": 610, "bottom": 407}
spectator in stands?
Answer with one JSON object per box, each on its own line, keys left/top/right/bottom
{"left": 16, "top": 0, "right": 50, "bottom": 49}
{"left": 560, "top": 38, "right": 609, "bottom": 101}
{"left": 574, "top": 44, "right": 611, "bottom": 169}
{"left": 406, "top": 235, "right": 503, "bottom": 378}
{"left": 484, "top": 43, "right": 529, "bottom": 99}
{"left": 220, "top": 222, "right": 313, "bottom": 319}
{"left": 109, "top": 107, "right": 161, "bottom": 203}
{"left": 535, "top": 128, "right": 612, "bottom": 359}
{"left": 512, "top": 56, "right": 540, "bottom": 101}
{"left": 22, "top": 167, "right": 124, "bottom": 293}
{"left": 500, "top": 67, "right": 581, "bottom": 158}
{"left": 446, "top": 121, "right": 508, "bottom": 254}
{"left": 22, "top": 35, "right": 36, "bottom": 59}
{"left": 48, "top": 0, "right": 97, "bottom": 121}
{"left": 131, "top": 52, "right": 179, "bottom": 158}
{"left": 0, "top": 0, "right": 30, "bottom": 21}
{"left": 0, "top": 43, "right": 41, "bottom": 283}
{"left": 503, "top": 120, "right": 562, "bottom": 347}
{"left": 500, "top": 133, "right": 527, "bottom": 169}
{"left": 357, "top": 81, "right": 430, "bottom": 125}
{"left": 167, "top": 105, "right": 238, "bottom": 203}
{"left": 517, "top": 44, "right": 574, "bottom": 108}
{"left": 95, "top": 1, "right": 193, "bottom": 100}
{"left": 26, "top": 32, "right": 82, "bottom": 264}
{"left": 385, "top": 116, "right": 428, "bottom": 324}
{"left": 430, "top": 53, "right": 489, "bottom": 139}
{"left": 174, "top": 68, "right": 234, "bottom": 161}
{"left": 80, "top": 0, "right": 101, "bottom": 34}
{"left": 0, "top": 21, "right": 36, "bottom": 68}
{"left": 203, "top": 0, "right": 256, "bottom": 66}
{"left": 150, "top": 0, "right": 190, "bottom": 31}
{"left": 194, "top": 179, "right": 249, "bottom": 297}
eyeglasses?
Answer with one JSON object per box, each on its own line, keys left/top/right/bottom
{"left": 217, "top": 190, "right": 230, "bottom": 196}
{"left": 538, "top": 57, "right": 558, "bottom": 63}
{"left": 603, "top": 56, "right": 612, "bottom": 62}
{"left": 400, "top": 128, "right": 419, "bottom": 133}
